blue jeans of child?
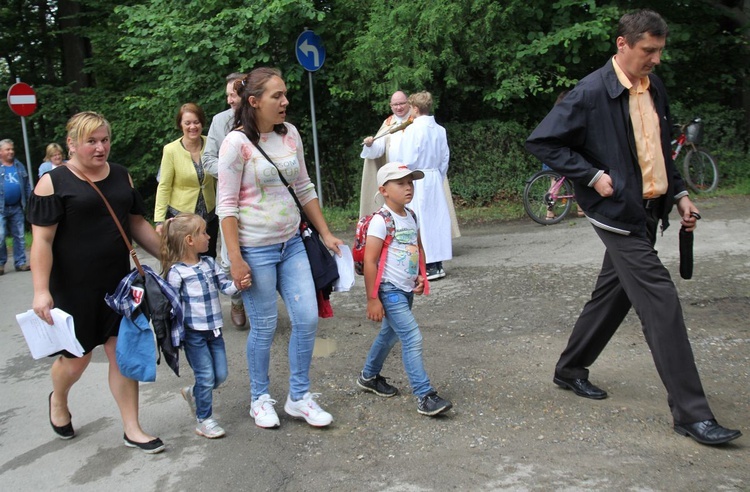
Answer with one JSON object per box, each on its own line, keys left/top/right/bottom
{"left": 240, "top": 233, "right": 318, "bottom": 401}
{"left": 183, "top": 328, "right": 228, "bottom": 421}
{"left": 363, "top": 282, "right": 434, "bottom": 397}
{"left": 0, "top": 204, "right": 27, "bottom": 268}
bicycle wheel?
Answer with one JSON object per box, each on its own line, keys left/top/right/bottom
{"left": 523, "top": 170, "right": 573, "bottom": 225}
{"left": 683, "top": 148, "right": 718, "bottom": 193}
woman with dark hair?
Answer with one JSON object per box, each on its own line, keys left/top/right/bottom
{"left": 155, "top": 102, "right": 218, "bottom": 257}
{"left": 217, "top": 67, "right": 342, "bottom": 429}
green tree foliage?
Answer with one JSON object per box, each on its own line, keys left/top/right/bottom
{"left": 1, "top": 0, "right": 748, "bottom": 210}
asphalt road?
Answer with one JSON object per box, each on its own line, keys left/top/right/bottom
{"left": 0, "top": 195, "right": 748, "bottom": 491}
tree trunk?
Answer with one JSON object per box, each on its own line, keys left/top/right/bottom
{"left": 58, "top": 0, "right": 94, "bottom": 91}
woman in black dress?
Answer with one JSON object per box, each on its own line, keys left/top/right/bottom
{"left": 29, "top": 112, "right": 165, "bottom": 453}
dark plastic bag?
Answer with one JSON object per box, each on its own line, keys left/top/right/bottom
{"left": 300, "top": 221, "right": 339, "bottom": 291}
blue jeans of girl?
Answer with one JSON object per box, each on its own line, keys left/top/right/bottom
{"left": 240, "top": 233, "right": 318, "bottom": 401}
{"left": 362, "top": 282, "right": 434, "bottom": 397}
{"left": 183, "top": 328, "right": 228, "bottom": 421}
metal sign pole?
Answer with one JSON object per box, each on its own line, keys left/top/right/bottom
{"left": 15, "top": 77, "right": 35, "bottom": 187}
{"left": 308, "top": 70, "right": 323, "bottom": 206}
{"left": 20, "top": 117, "right": 34, "bottom": 187}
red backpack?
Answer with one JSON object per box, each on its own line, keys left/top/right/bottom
{"left": 352, "top": 207, "right": 429, "bottom": 298}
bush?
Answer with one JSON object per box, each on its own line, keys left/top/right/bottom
{"left": 670, "top": 102, "right": 750, "bottom": 184}
{"left": 444, "top": 120, "right": 538, "bottom": 206}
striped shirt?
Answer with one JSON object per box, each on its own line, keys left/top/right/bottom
{"left": 167, "top": 256, "right": 238, "bottom": 334}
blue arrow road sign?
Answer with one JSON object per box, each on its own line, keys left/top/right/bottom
{"left": 296, "top": 31, "right": 326, "bottom": 72}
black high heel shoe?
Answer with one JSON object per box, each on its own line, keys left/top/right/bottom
{"left": 49, "top": 392, "right": 75, "bottom": 440}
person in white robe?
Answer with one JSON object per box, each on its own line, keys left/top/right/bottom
{"left": 359, "top": 91, "right": 413, "bottom": 218}
{"left": 394, "top": 91, "right": 452, "bottom": 280}
{"left": 360, "top": 92, "right": 461, "bottom": 237}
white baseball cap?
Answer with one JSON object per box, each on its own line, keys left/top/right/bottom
{"left": 377, "top": 162, "right": 425, "bottom": 187}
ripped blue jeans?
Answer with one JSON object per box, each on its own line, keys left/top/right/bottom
{"left": 240, "top": 233, "right": 318, "bottom": 401}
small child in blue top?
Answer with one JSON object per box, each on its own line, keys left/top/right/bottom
{"left": 357, "top": 162, "right": 453, "bottom": 416}
{"left": 161, "top": 213, "right": 250, "bottom": 438}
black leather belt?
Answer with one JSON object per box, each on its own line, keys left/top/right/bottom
{"left": 643, "top": 197, "right": 661, "bottom": 209}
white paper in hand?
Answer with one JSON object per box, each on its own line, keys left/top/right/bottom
{"left": 333, "top": 245, "right": 355, "bottom": 292}
{"left": 16, "top": 308, "right": 85, "bottom": 359}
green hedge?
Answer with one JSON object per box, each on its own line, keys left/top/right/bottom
{"left": 670, "top": 102, "right": 750, "bottom": 184}
{"left": 444, "top": 120, "right": 539, "bottom": 206}
{"left": 341, "top": 108, "right": 749, "bottom": 211}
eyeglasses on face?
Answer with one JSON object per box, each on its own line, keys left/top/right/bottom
{"left": 390, "top": 102, "right": 408, "bottom": 107}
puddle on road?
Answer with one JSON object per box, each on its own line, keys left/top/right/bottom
{"left": 313, "top": 338, "right": 337, "bottom": 357}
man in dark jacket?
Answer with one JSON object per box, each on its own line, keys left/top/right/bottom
{"left": 526, "top": 9, "right": 741, "bottom": 446}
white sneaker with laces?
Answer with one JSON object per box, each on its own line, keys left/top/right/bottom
{"left": 195, "top": 417, "right": 225, "bottom": 438}
{"left": 283, "top": 392, "right": 333, "bottom": 427}
{"left": 250, "top": 394, "right": 280, "bottom": 428}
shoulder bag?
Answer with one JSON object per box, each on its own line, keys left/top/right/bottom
{"left": 252, "top": 144, "right": 339, "bottom": 293}
{"left": 68, "top": 164, "right": 178, "bottom": 380}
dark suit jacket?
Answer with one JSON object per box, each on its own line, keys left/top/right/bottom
{"left": 526, "top": 58, "right": 688, "bottom": 236}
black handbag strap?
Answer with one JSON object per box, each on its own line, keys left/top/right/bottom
{"left": 67, "top": 163, "right": 146, "bottom": 277}
{"left": 253, "top": 143, "right": 320, "bottom": 234}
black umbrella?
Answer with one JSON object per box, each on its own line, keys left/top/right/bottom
{"left": 679, "top": 212, "right": 701, "bottom": 280}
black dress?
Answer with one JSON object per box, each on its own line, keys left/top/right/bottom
{"left": 26, "top": 164, "right": 147, "bottom": 355}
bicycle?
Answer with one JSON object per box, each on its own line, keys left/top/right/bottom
{"left": 523, "top": 170, "right": 576, "bottom": 225}
{"left": 672, "top": 118, "right": 718, "bottom": 193}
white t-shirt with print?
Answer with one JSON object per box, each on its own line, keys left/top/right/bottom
{"left": 367, "top": 205, "right": 420, "bottom": 293}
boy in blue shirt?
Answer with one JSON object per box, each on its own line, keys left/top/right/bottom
{"left": 357, "top": 162, "right": 452, "bottom": 416}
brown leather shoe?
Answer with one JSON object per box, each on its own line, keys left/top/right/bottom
{"left": 15, "top": 264, "right": 31, "bottom": 272}
{"left": 230, "top": 303, "right": 246, "bottom": 327}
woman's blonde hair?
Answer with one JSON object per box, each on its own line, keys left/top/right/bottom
{"left": 44, "top": 143, "right": 64, "bottom": 161}
{"left": 66, "top": 111, "right": 112, "bottom": 146}
{"left": 159, "top": 213, "right": 205, "bottom": 275}
{"left": 408, "top": 91, "right": 433, "bottom": 115}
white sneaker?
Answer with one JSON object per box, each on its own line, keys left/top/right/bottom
{"left": 284, "top": 392, "right": 333, "bottom": 427}
{"left": 250, "top": 394, "right": 280, "bottom": 428}
{"left": 195, "top": 417, "right": 225, "bottom": 439}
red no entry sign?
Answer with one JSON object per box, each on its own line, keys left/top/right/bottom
{"left": 7, "top": 82, "right": 37, "bottom": 117}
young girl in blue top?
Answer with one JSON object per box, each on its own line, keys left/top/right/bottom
{"left": 161, "top": 213, "right": 250, "bottom": 438}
